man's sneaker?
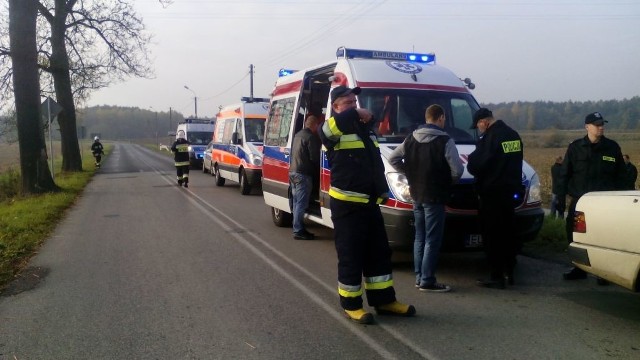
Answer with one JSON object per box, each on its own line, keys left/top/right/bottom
{"left": 374, "top": 301, "right": 416, "bottom": 317}
{"left": 178, "top": 180, "right": 183, "bottom": 186}
{"left": 344, "top": 308, "right": 374, "bottom": 324}
{"left": 183, "top": 182, "right": 188, "bottom": 188}
{"left": 415, "top": 282, "right": 420, "bottom": 288}
{"left": 293, "top": 230, "right": 314, "bottom": 240}
{"left": 418, "top": 283, "right": 451, "bottom": 293}
{"left": 563, "top": 267, "right": 587, "bottom": 280}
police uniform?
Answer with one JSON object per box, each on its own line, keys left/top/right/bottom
{"left": 171, "top": 137, "right": 191, "bottom": 187}
{"left": 559, "top": 135, "right": 626, "bottom": 242}
{"left": 468, "top": 115, "right": 523, "bottom": 287}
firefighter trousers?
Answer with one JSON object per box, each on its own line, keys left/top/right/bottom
{"left": 176, "top": 165, "right": 190, "bottom": 183}
{"left": 330, "top": 199, "right": 396, "bottom": 310}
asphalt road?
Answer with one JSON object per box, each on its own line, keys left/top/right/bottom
{"left": 1, "top": 143, "right": 638, "bottom": 360}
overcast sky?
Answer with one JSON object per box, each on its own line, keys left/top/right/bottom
{"left": 86, "top": 0, "right": 640, "bottom": 118}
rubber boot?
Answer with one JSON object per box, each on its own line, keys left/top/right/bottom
{"left": 344, "top": 308, "right": 374, "bottom": 324}
{"left": 374, "top": 301, "right": 416, "bottom": 317}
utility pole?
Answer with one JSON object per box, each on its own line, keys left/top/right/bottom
{"left": 249, "top": 64, "right": 254, "bottom": 102}
{"left": 169, "top": 107, "right": 173, "bottom": 133}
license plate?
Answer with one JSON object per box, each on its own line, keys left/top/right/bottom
{"left": 465, "top": 234, "right": 483, "bottom": 248}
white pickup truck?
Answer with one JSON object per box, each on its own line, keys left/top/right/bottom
{"left": 569, "top": 191, "right": 640, "bottom": 291}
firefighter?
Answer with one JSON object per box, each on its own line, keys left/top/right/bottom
{"left": 91, "top": 136, "right": 104, "bottom": 168}
{"left": 318, "top": 86, "right": 416, "bottom": 324}
{"left": 171, "top": 130, "right": 191, "bottom": 187}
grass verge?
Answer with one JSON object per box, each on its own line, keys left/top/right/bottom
{"left": 0, "top": 147, "right": 109, "bottom": 290}
{"left": 522, "top": 215, "right": 570, "bottom": 264}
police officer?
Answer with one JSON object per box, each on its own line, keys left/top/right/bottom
{"left": 171, "top": 130, "right": 191, "bottom": 188}
{"left": 467, "top": 108, "right": 523, "bottom": 289}
{"left": 558, "top": 112, "right": 626, "bottom": 280}
{"left": 319, "top": 86, "right": 415, "bottom": 324}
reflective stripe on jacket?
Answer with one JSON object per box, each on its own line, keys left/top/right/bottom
{"left": 319, "top": 108, "right": 389, "bottom": 205}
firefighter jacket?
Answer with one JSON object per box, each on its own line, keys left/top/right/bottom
{"left": 171, "top": 138, "right": 190, "bottom": 167}
{"left": 388, "top": 124, "right": 463, "bottom": 204}
{"left": 91, "top": 141, "right": 103, "bottom": 155}
{"left": 319, "top": 108, "right": 389, "bottom": 206}
{"left": 558, "top": 135, "right": 626, "bottom": 198}
{"left": 467, "top": 120, "right": 523, "bottom": 196}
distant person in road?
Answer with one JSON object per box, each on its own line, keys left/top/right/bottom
{"left": 319, "top": 85, "right": 415, "bottom": 324}
{"left": 467, "top": 108, "right": 523, "bottom": 289}
{"left": 558, "top": 112, "right": 626, "bottom": 281}
{"left": 388, "top": 104, "right": 463, "bottom": 293}
{"left": 623, "top": 154, "right": 637, "bottom": 190}
{"left": 91, "top": 136, "right": 104, "bottom": 168}
{"left": 550, "top": 156, "right": 566, "bottom": 219}
{"left": 289, "top": 115, "right": 321, "bottom": 240}
{"left": 171, "top": 130, "right": 191, "bottom": 188}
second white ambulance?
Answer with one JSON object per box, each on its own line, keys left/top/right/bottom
{"left": 262, "top": 47, "right": 544, "bottom": 249}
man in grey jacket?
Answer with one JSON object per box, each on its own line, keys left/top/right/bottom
{"left": 289, "top": 115, "right": 321, "bottom": 240}
{"left": 389, "top": 104, "right": 463, "bottom": 292}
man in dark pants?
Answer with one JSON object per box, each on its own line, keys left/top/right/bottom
{"left": 319, "top": 85, "right": 415, "bottom": 324}
{"left": 550, "top": 156, "right": 566, "bottom": 219}
{"left": 467, "top": 108, "right": 523, "bottom": 289}
{"left": 559, "top": 112, "right": 626, "bottom": 280}
{"left": 171, "top": 130, "right": 191, "bottom": 188}
{"left": 289, "top": 115, "right": 321, "bottom": 240}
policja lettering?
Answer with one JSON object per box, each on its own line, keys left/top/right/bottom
{"left": 501, "top": 140, "right": 521, "bottom": 154}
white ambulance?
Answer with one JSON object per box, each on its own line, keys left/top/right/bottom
{"left": 261, "top": 47, "right": 544, "bottom": 249}
{"left": 176, "top": 118, "right": 215, "bottom": 168}
{"left": 211, "top": 98, "right": 269, "bottom": 195}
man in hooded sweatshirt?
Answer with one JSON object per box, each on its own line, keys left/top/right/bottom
{"left": 389, "top": 104, "right": 463, "bottom": 292}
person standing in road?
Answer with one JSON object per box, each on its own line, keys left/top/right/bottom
{"left": 623, "top": 154, "right": 637, "bottom": 190}
{"left": 319, "top": 85, "right": 415, "bottom": 324}
{"left": 91, "top": 136, "right": 104, "bottom": 168}
{"left": 467, "top": 108, "right": 523, "bottom": 289}
{"left": 388, "top": 104, "right": 463, "bottom": 293}
{"left": 289, "top": 115, "right": 321, "bottom": 240}
{"left": 558, "top": 112, "right": 627, "bottom": 280}
{"left": 171, "top": 130, "right": 191, "bottom": 188}
{"left": 550, "top": 156, "right": 566, "bottom": 219}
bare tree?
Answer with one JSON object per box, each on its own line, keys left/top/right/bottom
{"left": 9, "top": 0, "right": 56, "bottom": 193}
{"left": 36, "top": 0, "right": 153, "bottom": 171}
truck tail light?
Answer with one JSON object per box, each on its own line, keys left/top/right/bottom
{"left": 573, "top": 211, "right": 586, "bottom": 233}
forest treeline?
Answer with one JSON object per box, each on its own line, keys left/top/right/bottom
{"left": 485, "top": 96, "right": 640, "bottom": 130}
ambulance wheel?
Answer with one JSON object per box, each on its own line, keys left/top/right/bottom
{"left": 215, "top": 166, "right": 225, "bottom": 186}
{"left": 209, "top": 162, "right": 215, "bottom": 177}
{"left": 239, "top": 169, "right": 251, "bottom": 195}
{"left": 271, "top": 207, "right": 292, "bottom": 227}
{"left": 202, "top": 162, "right": 207, "bottom": 173}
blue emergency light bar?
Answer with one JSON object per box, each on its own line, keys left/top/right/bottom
{"left": 336, "top": 47, "right": 436, "bottom": 64}
{"left": 278, "top": 68, "right": 297, "bottom": 77}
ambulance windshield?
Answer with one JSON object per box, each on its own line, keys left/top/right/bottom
{"left": 358, "top": 89, "right": 479, "bottom": 144}
{"left": 244, "top": 118, "right": 265, "bottom": 142}
{"left": 188, "top": 131, "right": 213, "bottom": 145}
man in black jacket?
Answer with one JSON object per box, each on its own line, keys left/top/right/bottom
{"left": 388, "top": 104, "right": 463, "bottom": 293}
{"left": 623, "top": 154, "right": 637, "bottom": 190}
{"left": 468, "top": 108, "right": 523, "bottom": 289}
{"left": 559, "top": 112, "right": 626, "bottom": 280}
{"left": 289, "top": 115, "right": 321, "bottom": 240}
{"left": 319, "top": 86, "right": 415, "bottom": 324}
{"left": 550, "top": 156, "right": 566, "bottom": 219}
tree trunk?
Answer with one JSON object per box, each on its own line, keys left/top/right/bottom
{"left": 9, "top": 0, "right": 57, "bottom": 193}
{"left": 49, "top": 0, "right": 83, "bottom": 172}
